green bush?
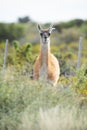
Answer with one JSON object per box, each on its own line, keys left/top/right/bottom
{"left": 81, "top": 24, "right": 87, "bottom": 38}
{"left": 13, "top": 40, "right": 19, "bottom": 51}
{"left": 59, "top": 28, "right": 82, "bottom": 43}
{"left": 56, "top": 19, "right": 84, "bottom": 30}
{"left": 0, "top": 23, "right": 25, "bottom": 42}
{"left": 73, "top": 66, "right": 87, "bottom": 94}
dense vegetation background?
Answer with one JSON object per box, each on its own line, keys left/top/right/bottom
{"left": 0, "top": 18, "right": 87, "bottom": 130}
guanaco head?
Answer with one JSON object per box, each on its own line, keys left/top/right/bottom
{"left": 38, "top": 24, "right": 55, "bottom": 44}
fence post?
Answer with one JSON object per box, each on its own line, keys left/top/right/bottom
{"left": 3, "top": 39, "right": 8, "bottom": 69}
{"left": 77, "top": 37, "right": 83, "bottom": 69}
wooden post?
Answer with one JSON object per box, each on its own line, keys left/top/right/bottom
{"left": 3, "top": 39, "right": 8, "bottom": 69}
{"left": 77, "top": 37, "right": 83, "bottom": 69}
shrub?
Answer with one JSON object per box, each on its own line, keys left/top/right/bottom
{"left": 80, "top": 24, "right": 87, "bottom": 38}
{"left": 59, "top": 28, "right": 82, "bottom": 43}
{"left": 0, "top": 23, "right": 25, "bottom": 42}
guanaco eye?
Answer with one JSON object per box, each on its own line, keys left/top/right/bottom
{"left": 40, "top": 33, "right": 43, "bottom": 36}
{"left": 48, "top": 33, "right": 50, "bottom": 36}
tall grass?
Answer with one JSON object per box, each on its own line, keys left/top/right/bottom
{"left": 39, "top": 106, "right": 87, "bottom": 130}
{"left": 0, "top": 66, "right": 87, "bottom": 130}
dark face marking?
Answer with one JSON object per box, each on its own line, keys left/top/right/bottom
{"left": 40, "top": 31, "right": 51, "bottom": 38}
{"left": 39, "top": 31, "right": 51, "bottom": 44}
{"left": 37, "top": 24, "right": 55, "bottom": 44}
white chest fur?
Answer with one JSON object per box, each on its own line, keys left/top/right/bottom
{"left": 39, "top": 42, "right": 49, "bottom": 80}
{"left": 39, "top": 63, "right": 48, "bottom": 80}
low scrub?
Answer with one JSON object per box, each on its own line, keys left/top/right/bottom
{"left": 0, "top": 66, "right": 87, "bottom": 130}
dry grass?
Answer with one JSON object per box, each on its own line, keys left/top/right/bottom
{"left": 19, "top": 106, "right": 87, "bottom": 130}
{"left": 0, "top": 66, "right": 87, "bottom": 130}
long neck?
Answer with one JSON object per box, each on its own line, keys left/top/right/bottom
{"left": 40, "top": 41, "right": 51, "bottom": 65}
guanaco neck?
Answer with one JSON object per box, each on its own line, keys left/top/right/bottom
{"left": 40, "top": 40, "right": 51, "bottom": 66}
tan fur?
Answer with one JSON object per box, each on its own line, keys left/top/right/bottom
{"left": 33, "top": 25, "right": 60, "bottom": 86}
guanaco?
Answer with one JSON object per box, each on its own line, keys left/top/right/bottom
{"left": 34, "top": 24, "right": 60, "bottom": 86}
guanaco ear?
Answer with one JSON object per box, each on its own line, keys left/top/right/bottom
{"left": 49, "top": 24, "right": 55, "bottom": 33}
{"left": 37, "top": 24, "right": 42, "bottom": 32}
